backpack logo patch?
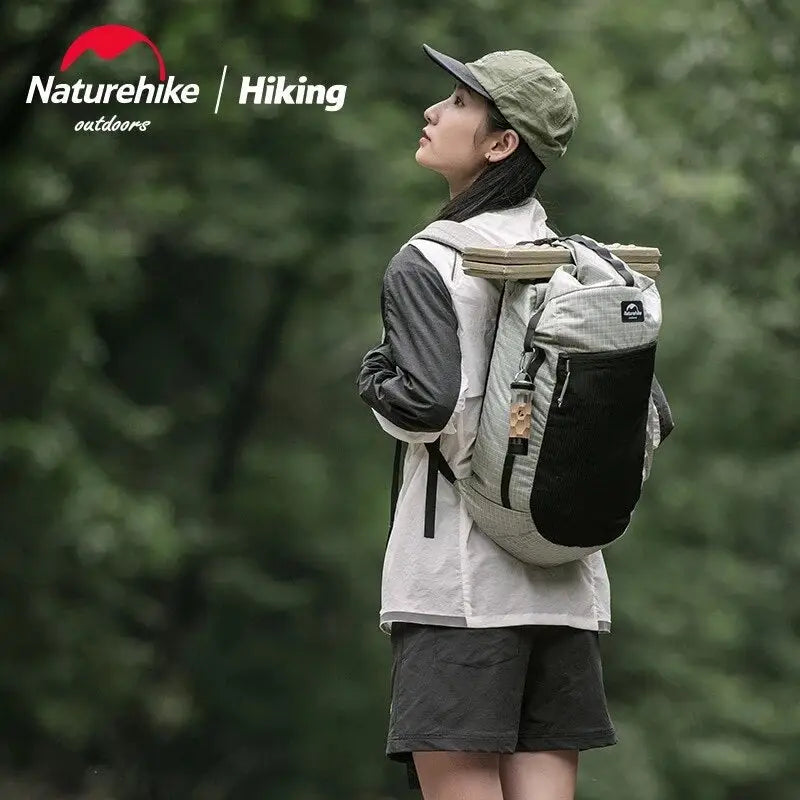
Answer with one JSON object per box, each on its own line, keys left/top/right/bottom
{"left": 621, "top": 300, "right": 644, "bottom": 323}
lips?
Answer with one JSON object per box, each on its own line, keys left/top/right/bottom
{"left": 421, "top": 129, "right": 431, "bottom": 141}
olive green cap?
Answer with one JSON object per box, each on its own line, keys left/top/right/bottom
{"left": 422, "top": 44, "right": 579, "bottom": 168}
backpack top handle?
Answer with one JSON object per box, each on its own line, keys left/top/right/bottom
{"left": 515, "top": 235, "right": 636, "bottom": 288}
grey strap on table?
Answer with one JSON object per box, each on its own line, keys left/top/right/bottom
{"left": 514, "top": 234, "right": 636, "bottom": 287}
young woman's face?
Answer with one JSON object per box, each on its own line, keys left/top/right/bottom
{"left": 416, "top": 82, "right": 498, "bottom": 196}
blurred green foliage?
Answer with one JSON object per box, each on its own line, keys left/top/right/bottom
{"left": 1, "top": 0, "right": 798, "bottom": 797}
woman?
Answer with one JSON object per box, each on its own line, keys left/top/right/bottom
{"left": 357, "top": 44, "right": 617, "bottom": 800}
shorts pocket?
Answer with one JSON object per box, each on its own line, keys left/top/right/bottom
{"left": 434, "top": 626, "right": 521, "bottom": 668}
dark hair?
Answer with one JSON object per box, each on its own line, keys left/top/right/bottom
{"left": 431, "top": 85, "right": 547, "bottom": 224}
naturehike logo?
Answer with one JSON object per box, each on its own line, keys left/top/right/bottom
{"left": 24, "top": 24, "right": 348, "bottom": 134}
{"left": 237, "top": 75, "right": 347, "bottom": 112}
{"left": 26, "top": 23, "right": 199, "bottom": 133}
{"left": 61, "top": 24, "right": 166, "bottom": 80}
{"left": 621, "top": 300, "right": 644, "bottom": 323}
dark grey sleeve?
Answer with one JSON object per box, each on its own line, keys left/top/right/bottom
{"left": 357, "top": 244, "right": 462, "bottom": 433}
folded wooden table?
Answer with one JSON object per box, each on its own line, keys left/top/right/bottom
{"left": 461, "top": 243, "right": 661, "bottom": 281}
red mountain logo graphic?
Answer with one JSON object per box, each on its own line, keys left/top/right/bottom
{"left": 60, "top": 24, "right": 166, "bottom": 81}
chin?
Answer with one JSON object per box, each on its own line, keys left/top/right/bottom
{"left": 414, "top": 148, "right": 437, "bottom": 170}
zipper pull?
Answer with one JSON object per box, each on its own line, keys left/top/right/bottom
{"left": 557, "top": 359, "right": 571, "bottom": 407}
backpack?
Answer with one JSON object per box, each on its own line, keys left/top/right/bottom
{"left": 388, "top": 220, "right": 675, "bottom": 568}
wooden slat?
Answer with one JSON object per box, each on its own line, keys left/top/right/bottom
{"left": 462, "top": 260, "right": 661, "bottom": 280}
{"left": 462, "top": 243, "right": 661, "bottom": 265}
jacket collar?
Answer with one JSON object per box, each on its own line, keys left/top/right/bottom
{"left": 462, "top": 195, "right": 552, "bottom": 247}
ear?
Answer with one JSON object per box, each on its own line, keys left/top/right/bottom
{"left": 499, "top": 129, "right": 520, "bottom": 153}
{"left": 486, "top": 129, "right": 520, "bottom": 163}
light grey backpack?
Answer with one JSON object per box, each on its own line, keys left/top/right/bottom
{"left": 395, "top": 220, "right": 675, "bottom": 568}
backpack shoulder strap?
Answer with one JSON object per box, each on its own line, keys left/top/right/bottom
{"left": 386, "top": 436, "right": 456, "bottom": 546}
{"left": 410, "top": 220, "right": 498, "bottom": 254}
{"left": 651, "top": 375, "right": 675, "bottom": 443}
{"left": 422, "top": 437, "right": 456, "bottom": 539}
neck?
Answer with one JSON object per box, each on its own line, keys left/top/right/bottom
{"left": 448, "top": 170, "right": 478, "bottom": 199}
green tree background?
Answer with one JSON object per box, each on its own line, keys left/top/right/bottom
{"left": 1, "top": 0, "right": 798, "bottom": 797}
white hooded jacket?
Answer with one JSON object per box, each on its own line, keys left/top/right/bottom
{"left": 357, "top": 196, "right": 611, "bottom": 637}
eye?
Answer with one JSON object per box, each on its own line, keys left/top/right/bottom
{"left": 453, "top": 93, "right": 464, "bottom": 106}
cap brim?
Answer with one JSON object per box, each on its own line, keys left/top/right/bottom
{"left": 422, "top": 43, "right": 492, "bottom": 100}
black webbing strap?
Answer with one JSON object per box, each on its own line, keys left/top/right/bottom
{"left": 523, "top": 305, "right": 546, "bottom": 353}
{"left": 387, "top": 439, "right": 406, "bottom": 544}
{"left": 515, "top": 234, "right": 636, "bottom": 288}
{"left": 387, "top": 436, "right": 457, "bottom": 543}
{"left": 422, "top": 437, "right": 456, "bottom": 539}
{"left": 501, "top": 452, "right": 515, "bottom": 509}
{"left": 514, "top": 237, "right": 559, "bottom": 246}
{"left": 566, "top": 234, "right": 635, "bottom": 287}
{"left": 501, "top": 347, "right": 546, "bottom": 508}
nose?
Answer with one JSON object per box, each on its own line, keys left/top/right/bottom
{"left": 424, "top": 99, "right": 442, "bottom": 125}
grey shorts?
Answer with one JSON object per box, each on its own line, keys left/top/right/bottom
{"left": 386, "top": 622, "right": 617, "bottom": 791}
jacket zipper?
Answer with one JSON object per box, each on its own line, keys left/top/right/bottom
{"left": 555, "top": 341, "right": 654, "bottom": 407}
{"left": 557, "top": 359, "right": 571, "bottom": 407}
{"left": 565, "top": 341, "right": 654, "bottom": 364}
